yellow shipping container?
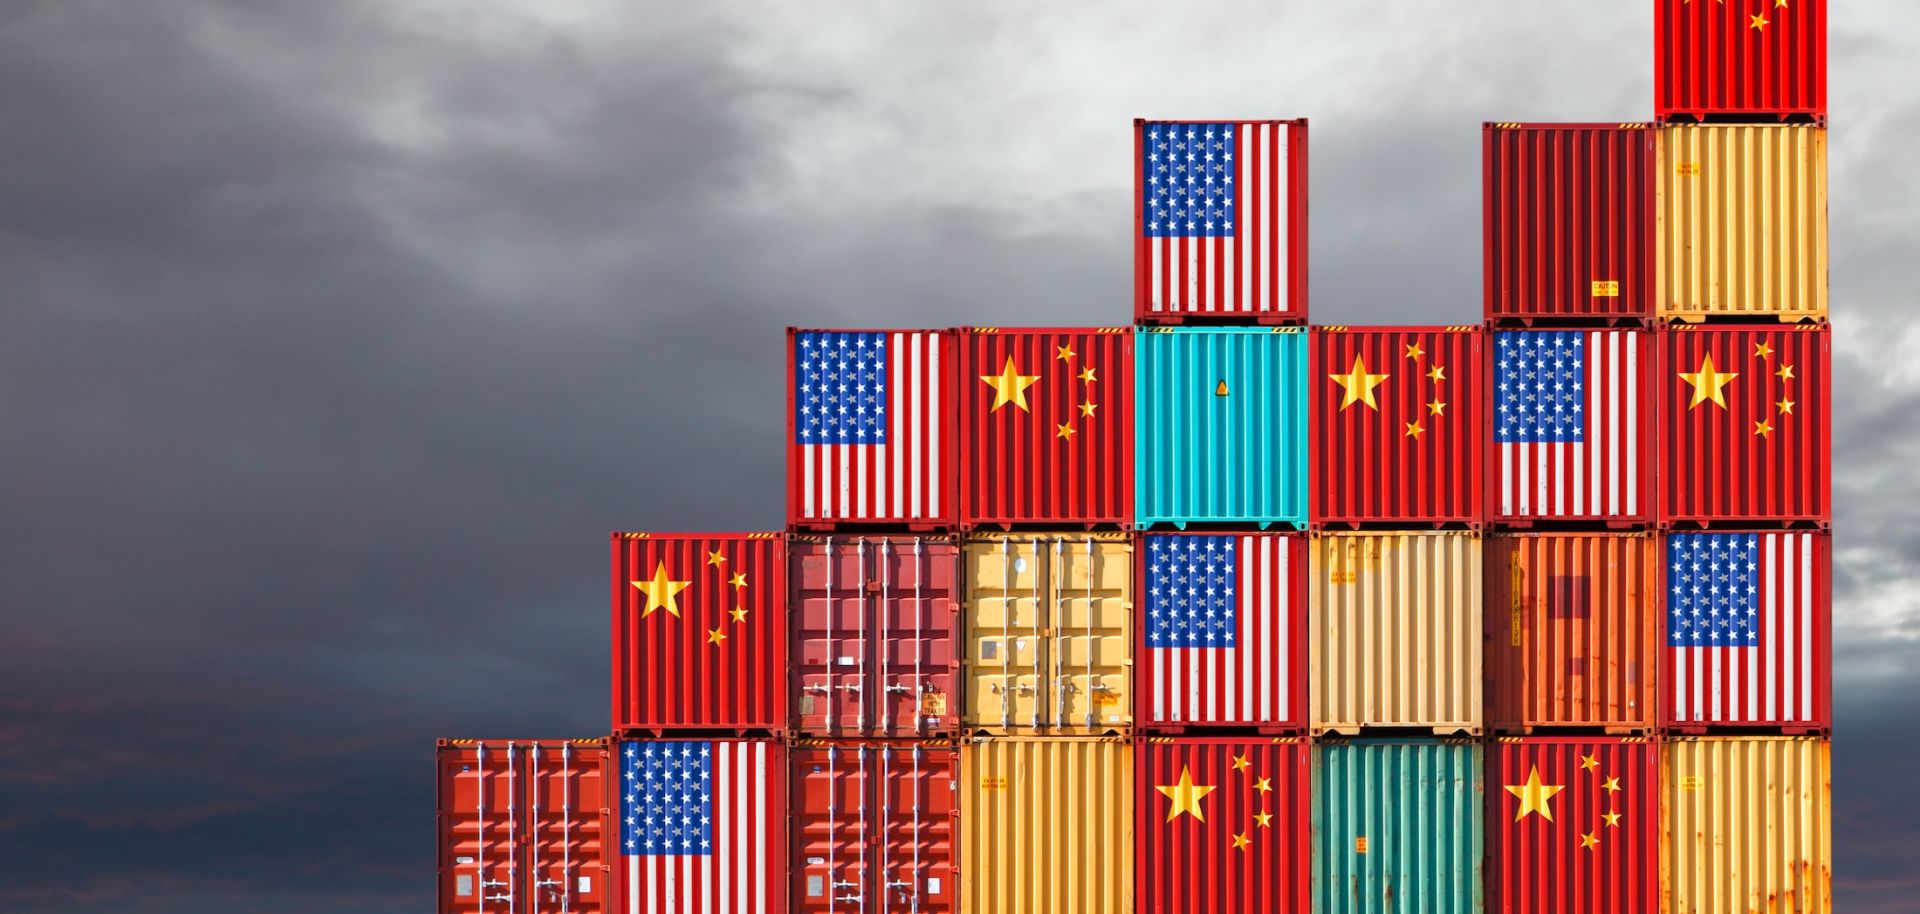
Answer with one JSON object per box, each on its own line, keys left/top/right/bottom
{"left": 963, "top": 534, "right": 1131, "bottom": 734}
{"left": 1658, "top": 124, "right": 1829, "bottom": 323}
{"left": 1663, "top": 736, "right": 1832, "bottom": 914}
{"left": 961, "top": 737, "right": 1133, "bottom": 914}
{"left": 1310, "top": 531, "right": 1482, "bottom": 735}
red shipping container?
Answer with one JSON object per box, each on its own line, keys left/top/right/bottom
{"left": 1490, "top": 329, "right": 1654, "bottom": 527}
{"left": 790, "top": 536, "right": 961, "bottom": 737}
{"left": 1657, "top": 326, "right": 1829, "bottom": 526}
{"left": 1136, "top": 736, "right": 1309, "bottom": 914}
{"left": 789, "top": 740, "right": 958, "bottom": 914}
{"left": 788, "top": 329, "right": 957, "bottom": 530}
{"left": 610, "top": 738, "right": 787, "bottom": 914}
{"left": 1312, "top": 327, "right": 1485, "bottom": 526}
{"left": 1656, "top": 0, "right": 1827, "bottom": 123}
{"left": 958, "top": 328, "right": 1133, "bottom": 529}
{"left": 1486, "top": 534, "right": 1659, "bottom": 733}
{"left": 1483, "top": 123, "right": 1655, "bottom": 324}
{"left": 611, "top": 533, "right": 785, "bottom": 734}
{"left": 1487, "top": 737, "right": 1657, "bottom": 914}
{"left": 1134, "top": 119, "right": 1309, "bottom": 325}
{"left": 437, "top": 739, "right": 612, "bottom": 914}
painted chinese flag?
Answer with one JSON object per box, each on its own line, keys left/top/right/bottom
{"left": 1313, "top": 327, "right": 1484, "bottom": 524}
{"left": 1657, "top": 0, "right": 1826, "bottom": 121}
{"left": 1135, "top": 737, "right": 1307, "bottom": 914}
{"left": 1488, "top": 737, "right": 1657, "bottom": 914}
{"left": 1657, "top": 326, "right": 1829, "bottom": 523}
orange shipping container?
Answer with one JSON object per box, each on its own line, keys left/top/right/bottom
{"left": 436, "top": 739, "right": 612, "bottom": 914}
{"left": 962, "top": 737, "right": 1133, "bottom": 914}
{"left": 790, "top": 740, "right": 957, "bottom": 914}
{"left": 1663, "top": 737, "right": 1831, "bottom": 914}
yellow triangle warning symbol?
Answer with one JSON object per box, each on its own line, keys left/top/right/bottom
{"left": 1215, "top": 380, "right": 1230, "bottom": 397}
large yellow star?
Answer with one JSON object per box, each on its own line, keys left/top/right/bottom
{"left": 1678, "top": 352, "right": 1739, "bottom": 410}
{"left": 1155, "top": 765, "right": 1217, "bottom": 823}
{"left": 1505, "top": 765, "right": 1565, "bottom": 822}
{"left": 1329, "top": 355, "right": 1390, "bottom": 411}
{"left": 980, "top": 356, "right": 1040, "bottom": 412}
{"left": 632, "top": 562, "right": 691, "bottom": 618}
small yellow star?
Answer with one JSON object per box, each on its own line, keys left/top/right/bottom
{"left": 1079, "top": 366, "right": 1098, "bottom": 383}
{"left": 729, "top": 606, "right": 748, "bottom": 623}
{"left": 1253, "top": 776, "right": 1272, "bottom": 795}
{"left": 1777, "top": 398, "right": 1795, "bottom": 415}
{"left": 1751, "top": 12, "right": 1769, "bottom": 29}
{"left": 1405, "top": 420, "right": 1425, "bottom": 438}
{"left": 1329, "top": 355, "right": 1390, "bottom": 411}
{"left": 1754, "top": 342, "right": 1774, "bottom": 359}
{"left": 1679, "top": 352, "right": 1739, "bottom": 409}
{"left": 1776, "top": 0, "right": 1788, "bottom": 7}
{"left": 1581, "top": 832, "right": 1600, "bottom": 850}
{"left": 1231, "top": 754, "right": 1251, "bottom": 773}
{"left": 1754, "top": 419, "right": 1775, "bottom": 438}
{"left": 729, "top": 572, "right": 748, "bottom": 589}
{"left": 706, "top": 549, "right": 726, "bottom": 567}
{"left": 1055, "top": 344, "right": 1076, "bottom": 361}
{"left": 1231, "top": 832, "right": 1251, "bottom": 851}
{"left": 1056, "top": 422, "right": 1077, "bottom": 440}
{"left": 1253, "top": 809, "right": 1273, "bottom": 828}
{"left": 1603, "top": 810, "right": 1622, "bottom": 828}
{"left": 1078, "top": 400, "right": 1098, "bottom": 418}
{"left": 1777, "top": 363, "right": 1795, "bottom": 381}
{"left": 1579, "top": 754, "right": 1599, "bottom": 773}
{"left": 706, "top": 626, "right": 727, "bottom": 645}
{"left": 1155, "top": 766, "right": 1217, "bottom": 823}
{"left": 1427, "top": 400, "right": 1447, "bottom": 417}
{"left": 1427, "top": 364, "right": 1446, "bottom": 382}
{"left": 1405, "top": 342, "right": 1424, "bottom": 360}
{"left": 1601, "top": 776, "right": 1622, "bottom": 795}
{"left": 980, "top": 356, "right": 1040, "bottom": 412}
{"left": 632, "top": 562, "right": 691, "bottom": 619}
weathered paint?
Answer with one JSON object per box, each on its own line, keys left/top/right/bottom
{"left": 789, "top": 741, "right": 957, "bottom": 914}
{"left": 437, "top": 739, "right": 611, "bottom": 914}
{"left": 1487, "top": 737, "right": 1657, "bottom": 914}
{"left": 1136, "top": 737, "right": 1308, "bottom": 914}
{"left": 962, "top": 534, "right": 1131, "bottom": 734}
{"left": 1657, "top": 126, "right": 1828, "bottom": 323}
{"left": 1663, "top": 737, "right": 1832, "bottom": 914}
{"left": 1312, "top": 738, "right": 1484, "bottom": 914}
{"left": 961, "top": 737, "right": 1132, "bottom": 914}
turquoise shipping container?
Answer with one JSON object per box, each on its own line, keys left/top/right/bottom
{"left": 1135, "top": 327, "right": 1308, "bottom": 528}
{"left": 1312, "top": 738, "right": 1484, "bottom": 914}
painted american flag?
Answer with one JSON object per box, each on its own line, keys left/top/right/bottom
{"left": 1137, "top": 121, "right": 1298, "bottom": 318}
{"left": 1665, "top": 533, "right": 1827, "bottom": 728}
{"left": 1141, "top": 534, "right": 1300, "bottom": 727}
{"left": 790, "top": 330, "right": 946, "bottom": 525}
{"left": 618, "top": 740, "right": 775, "bottom": 914}
{"left": 1494, "top": 330, "right": 1645, "bottom": 520}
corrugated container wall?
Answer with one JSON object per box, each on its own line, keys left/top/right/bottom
{"left": 1490, "top": 329, "right": 1653, "bottom": 526}
{"left": 610, "top": 738, "right": 788, "bottom": 914}
{"left": 1487, "top": 737, "right": 1657, "bottom": 914}
{"left": 789, "top": 536, "right": 960, "bottom": 737}
{"left": 1655, "top": 0, "right": 1827, "bottom": 123}
{"left": 789, "top": 741, "right": 957, "bottom": 914}
{"left": 437, "top": 739, "right": 611, "bottom": 914}
{"left": 1312, "top": 327, "right": 1484, "bottom": 526}
{"left": 1486, "top": 534, "right": 1658, "bottom": 732}
{"left": 1657, "top": 126, "right": 1828, "bottom": 323}
{"left": 612, "top": 533, "right": 785, "bottom": 734}
{"left": 787, "top": 328, "right": 957, "bottom": 530}
{"left": 962, "top": 737, "right": 1132, "bottom": 914}
{"left": 1663, "top": 531, "right": 1831, "bottom": 732}
{"left": 958, "top": 328, "right": 1132, "bottom": 529}
{"left": 1663, "top": 737, "right": 1832, "bottom": 914}
{"left": 1134, "top": 119, "right": 1309, "bottom": 325}
{"left": 962, "top": 534, "right": 1131, "bottom": 734}
{"left": 1483, "top": 124, "right": 1655, "bottom": 324}
{"left": 1657, "top": 327, "right": 1829, "bottom": 526}
{"left": 1136, "top": 327, "right": 1308, "bottom": 528}
{"left": 1313, "top": 739, "right": 1484, "bottom": 914}
{"left": 1135, "top": 737, "right": 1309, "bottom": 914}
{"left": 1311, "top": 532, "right": 1483, "bottom": 735}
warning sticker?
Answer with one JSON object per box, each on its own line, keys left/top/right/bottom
{"left": 1355, "top": 836, "right": 1369, "bottom": 854}
{"left": 1591, "top": 280, "right": 1620, "bottom": 297}
{"left": 1681, "top": 775, "right": 1704, "bottom": 791}
{"left": 921, "top": 692, "right": 948, "bottom": 715}
{"left": 1676, "top": 162, "right": 1700, "bottom": 177}
{"left": 980, "top": 776, "right": 1007, "bottom": 790}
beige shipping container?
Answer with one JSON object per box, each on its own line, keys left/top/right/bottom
{"left": 963, "top": 534, "right": 1131, "bottom": 734}
{"left": 1310, "top": 532, "right": 1482, "bottom": 735}
{"left": 961, "top": 737, "right": 1133, "bottom": 914}
{"left": 1663, "top": 737, "right": 1832, "bottom": 914}
{"left": 1657, "top": 125, "right": 1828, "bottom": 323}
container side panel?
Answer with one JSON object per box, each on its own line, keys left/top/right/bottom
{"left": 611, "top": 738, "right": 788, "bottom": 914}
{"left": 1657, "top": 126, "right": 1828, "bottom": 323}
{"left": 961, "top": 738, "right": 1133, "bottom": 914}
{"left": 1655, "top": 0, "right": 1827, "bottom": 121}
{"left": 1662, "top": 532, "right": 1832, "bottom": 730}
{"left": 1312, "top": 739, "right": 1485, "bottom": 914}
{"left": 1313, "top": 328, "right": 1485, "bottom": 524}
{"left": 1490, "top": 330, "right": 1653, "bottom": 524}
{"left": 1486, "top": 738, "right": 1657, "bottom": 914}
{"left": 1487, "top": 535, "right": 1658, "bottom": 731}
{"left": 1663, "top": 737, "right": 1832, "bottom": 914}
{"left": 1484, "top": 125, "right": 1655, "bottom": 321}
{"left": 788, "top": 329, "right": 955, "bottom": 527}
{"left": 1135, "top": 738, "right": 1309, "bottom": 914}
{"left": 790, "top": 538, "right": 960, "bottom": 737}
{"left": 1138, "top": 533, "right": 1308, "bottom": 730}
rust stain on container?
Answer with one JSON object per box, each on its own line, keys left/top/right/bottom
{"left": 963, "top": 534, "right": 1132, "bottom": 734}
{"left": 961, "top": 737, "right": 1133, "bottom": 914}
{"left": 1657, "top": 126, "right": 1828, "bottom": 324}
{"left": 1663, "top": 737, "right": 1832, "bottom": 914}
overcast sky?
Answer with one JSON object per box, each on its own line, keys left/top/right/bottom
{"left": 1, "top": 1, "right": 1912, "bottom": 911}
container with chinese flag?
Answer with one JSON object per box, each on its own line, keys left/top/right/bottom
{"left": 1656, "top": 0, "right": 1826, "bottom": 124}
{"left": 1135, "top": 737, "right": 1308, "bottom": 914}
{"left": 1487, "top": 737, "right": 1657, "bottom": 914}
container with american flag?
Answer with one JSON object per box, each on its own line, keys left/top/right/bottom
{"left": 612, "top": 738, "right": 787, "bottom": 914}
{"left": 1491, "top": 330, "right": 1653, "bottom": 527}
{"left": 787, "top": 329, "right": 956, "bottom": 530}
{"left": 1137, "top": 533, "right": 1306, "bottom": 732}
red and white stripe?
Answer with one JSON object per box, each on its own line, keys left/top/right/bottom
{"left": 1143, "top": 121, "right": 1291, "bottom": 317}
{"left": 1146, "top": 534, "right": 1296, "bottom": 726}
{"left": 1499, "top": 329, "right": 1641, "bottom": 518}
{"left": 796, "top": 331, "right": 942, "bottom": 524}
{"left": 1669, "top": 533, "right": 1822, "bottom": 727}
{"left": 627, "top": 740, "right": 771, "bottom": 914}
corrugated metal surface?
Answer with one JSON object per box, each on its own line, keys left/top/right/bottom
{"left": 437, "top": 739, "right": 611, "bottom": 914}
{"left": 1135, "top": 737, "right": 1308, "bottom": 914}
{"left": 1656, "top": 0, "right": 1827, "bottom": 123}
{"left": 789, "top": 741, "right": 957, "bottom": 914}
{"left": 1136, "top": 533, "right": 1307, "bottom": 732}
{"left": 1312, "top": 327, "right": 1484, "bottom": 525}
{"left": 1312, "top": 738, "right": 1483, "bottom": 914}
{"left": 1487, "top": 737, "right": 1657, "bottom": 914}
{"left": 611, "top": 533, "right": 785, "bottom": 734}
{"left": 958, "top": 328, "right": 1132, "bottom": 528}
{"left": 1663, "top": 532, "right": 1832, "bottom": 731}
{"left": 1483, "top": 124, "right": 1655, "bottom": 323}
{"left": 790, "top": 536, "right": 960, "bottom": 737}
{"left": 1663, "top": 737, "right": 1832, "bottom": 914}
{"left": 1486, "top": 534, "right": 1658, "bottom": 732}
{"left": 961, "top": 737, "right": 1132, "bottom": 914}
{"left": 1657, "top": 126, "right": 1828, "bottom": 323}
{"left": 610, "top": 738, "right": 787, "bottom": 914}
{"left": 1657, "top": 327, "right": 1830, "bottom": 525}
{"left": 1134, "top": 119, "right": 1308, "bottom": 324}
{"left": 1135, "top": 327, "right": 1308, "bottom": 528}
{"left": 1310, "top": 532, "right": 1483, "bottom": 735}
{"left": 962, "top": 534, "right": 1131, "bottom": 734}
{"left": 1491, "top": 330, "right": 1653, "bottom": 525}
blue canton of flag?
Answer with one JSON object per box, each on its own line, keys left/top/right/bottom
{"left": 794, "top": 332, "right": 888, "bottom": 445}
{"left": 1667, "top": 534, "right": 1761, "bottom": 648}
{"left": 1143, "top": 123, "right": 1236, "bottom": 239}
{"left": 1494, "top": 332, "right": 1586, "bottom": 443}
{"left": 1144, "top": 535, "right": 1238, "bottom": 648}
{"left": 622, "top": 740, "right": 714, "bottom": 856}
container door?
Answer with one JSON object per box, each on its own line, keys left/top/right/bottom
{"left": 874, "top": 745, "right": 957, "bottom": 914}
{"left": 438, "top": 743, "right": 524, "bottom": 914}
{"left": 875, "top": 539, "right": 958, "bottom": 735}
{"left": 795, "top": 540, "right": 872, "bottom": 735}
{"left": 965, "top": 539, "right": 1047, "bottom": 731}
{"left": 793, "top": 746, "right": 872, "bottom": 914}
{"left": 525, "top": 743, "right": 608, "bottom": 914}
{"left": 1050, "top": 537, "right": 1132, "bottom": 733}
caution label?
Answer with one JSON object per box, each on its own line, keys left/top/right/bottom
{"left": 1676, "top": 162, "right": 1700, "bottom": 177}
{"left": 921, "top": 692, "right": 948, "bottom": 715}
{"left": 1355, "top": 836, "right": 1369, "bottom": 854}
{"left": 1591, "top": 280, "right": 1620, "bottom": 297}
{"left": 1681, "top": 775, "right": 1704, "bottom": 791}
{"left": 980, "top": 776, "right": 1007, "bottom": 790}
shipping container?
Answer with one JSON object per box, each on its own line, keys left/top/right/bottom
{"left": 1312, "top": 327, "right": 1484, "bottom": 526}
{"left": 610, "top": 738, "right": 787, "bottom": 914}
{"left": 1483, "top": 123, "right": 1656, "bottom": 324}
{"left": 1134, "top": 119, "right": 1308, "bottom": 325}
{"left": 1657, "top": 326, "right": 1830, "bottom": 526}
{"left": 789, "top": 740, "right": 957, "bottom": 914}
{"left": 788, "top": 328, "right": 957, "bottom": 530}
{"left": 1310, "top": 532, "right": 1483, "bottom": 735}
{"left": 1656, "top": 0, "right": 1826, "bottom": 124}
{"left": 962, "top": 533, "right": 1131, "bottom": 734}
{"left": 1486, "top": 534, "right": 1658, "bottom": 732}
{"left": 961, "top": 737, "right": 1132, "bottom": 914}
{"left": 437, "top": 739, "right": 611, "bottom": 914}
{"left": 1663, "top": 737, "right": 1832, "bottom": 914}
{"left": 1135, "top": 736, "right": 1308, "bottom": 914}
{"left": 611, "top": 533, "right": 785, "bottom": 735}
{"left": 1657, "top": 126, "right": 1828, "bottom": 323}
{"left": 1490, "top": 330, "right": 1654, "bottom": 527}
{"left": 790, "top": 536, "right": 959, "bottom": 737}
{"left": 1662, "top": 531, "right": 1831, "bottom": 732}
{"left": 1487, "top": 737, "right": 1657, "bottom": 914}
{"left": 1136, "top": 532, "right": 1307, "bottom": 732}
{"left": 1136, "top": 327, "right": 1308, "bottom": 528}
{"left": 1312, "top": 738, "right": 1484, "bottom": 914}
{"left": 958, "top": 328, "right": 1133, "bottom": 529}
